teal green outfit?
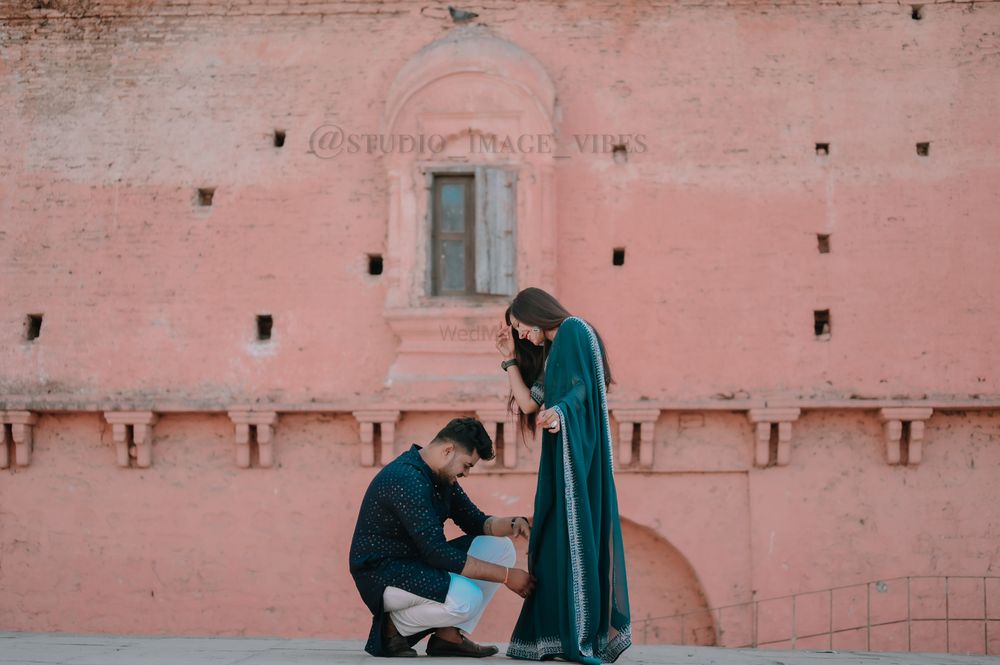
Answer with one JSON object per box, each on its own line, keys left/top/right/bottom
{"left": 508, "top": 317, "right": 632, "bottom": 664}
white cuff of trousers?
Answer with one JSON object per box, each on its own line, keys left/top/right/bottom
{"left": 382, "top": 535, "right": 517, "bottom": 637}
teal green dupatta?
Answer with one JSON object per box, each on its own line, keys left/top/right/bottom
{"left": 508, "top": 317, "right": 632, "bottom": 664}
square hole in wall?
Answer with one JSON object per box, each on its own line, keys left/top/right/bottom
{"left": 25, "top": 314, "right": 43, "bottom": 341}
{"left": 274, "top": 130, "right": 286, "bottom": 148}
{"left": 814, "top": 310, "right": 831, "bottom": 339}
{"left": 817, "top": 234, "right": 831, "bottom": 254}
{"left": 368, "top": 254, "right": 384, "bottom": 275}
{"left": 612, "top": 247, "right": 625, "bottom": 266}
{"left": 612, "top": 144, "right": 628, "bottom": 164}
{"left": 815, "top": 143, "right": 830, "bottom": 157}
{"left": 197, "top": 187, "right": 215, "bottom": 206}
{"left": 256, "top": 314, "right": 273, "bottom": 341}
{"left": 916, "top": 142, "right": 930, "bottom": 156}
{"left": 911, "top": 4, "right": 924, "bottom": 20}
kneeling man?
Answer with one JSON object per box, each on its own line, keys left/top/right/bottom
{"left": 350, "top": 417, "right": 535, "bottom": 657}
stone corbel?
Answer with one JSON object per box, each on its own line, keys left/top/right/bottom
{"left": 879, "top": 407, "right": 933, "bottom": 466}
{"left": 1, "top": 411, "right": 39, "bottom": 468}
{"left": 747, "top": 408, "right": 801, "bottom": 467}
{"left": 227, "top": 410, "right": 279, "bottom": 468}
{"left": 612, "top": 408, "right": 661, "bottom": 468}
{"left": 104, "top": 411, "right": 158, "bottom": 468}
{"left": 476, "top": 409, "right": 517, "bottom": 469}
{"left": 353, "top": 410, "right": 401, "bottom": 467}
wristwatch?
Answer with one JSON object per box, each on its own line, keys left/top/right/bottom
{"left": 501, "top": 358, "right": 519, "bottom": 371}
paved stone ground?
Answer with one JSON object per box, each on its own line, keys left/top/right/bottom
{"left": 0, "top": 634, "right": 997, "bottom": 665}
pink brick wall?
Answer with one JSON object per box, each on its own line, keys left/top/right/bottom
{"left": 1, "top": 0, "right": 998, "bottom": 653}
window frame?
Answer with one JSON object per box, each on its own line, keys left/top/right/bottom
{"left": 422, "top": 164, "right": 519, "bottom": 301}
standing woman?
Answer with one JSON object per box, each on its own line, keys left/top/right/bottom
{"left": 496, "top": 287, "right": 631, "bottom": 664}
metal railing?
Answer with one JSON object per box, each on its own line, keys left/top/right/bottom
{"left": 633, "top": 575, "right": 1000, "bottom": 655}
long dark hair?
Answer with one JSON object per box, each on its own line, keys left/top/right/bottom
{"left": 505, "top": 287, "right": 614, "bottom": 435}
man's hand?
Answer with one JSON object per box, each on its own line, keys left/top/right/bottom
{"left": 512, "top": 516, "right": 531, "bottom": 539}
{"left": 505, "top": 568, "right": 536, "bottom": 598}
{"left": 485, "top": 516, "right": 532, "bottom": 539}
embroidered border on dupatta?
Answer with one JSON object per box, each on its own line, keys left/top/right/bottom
{"left": 576, "top": 317, "right": 631, "bottom": 660}
{"left": 508, "top": 625, "right": 633, "bottom": 662}
{"left": 554, "top": 401, "right": 592, "bottom": 657}
{"left": 507, "top": 635, "right": 564, "bottom": 660}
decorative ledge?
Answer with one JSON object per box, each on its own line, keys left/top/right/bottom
{"left": 353, "top": 410, "right": 401, "bottom": 467}
{"left": 104, "top": 411, "right": 158, "bottom": 468}
{"left": 1, "top": 410, "right": 38, "bottom": 468}
{"left": 879, "top": 407, "right": 933, "bottom": 466}
{"left": 747, "top": 408, "right": 802, "bottom": 467}
{"left": 612, "top": 408, "right": 660, "bottom": 468}
{"left": 227, "top": 410, "right": 279, "bottom": 468}
{"left": 4, "top": 396, "right": 999, "bottom": 413}
{"left": 0, "top": 399, "right": 971, "bottom": 473}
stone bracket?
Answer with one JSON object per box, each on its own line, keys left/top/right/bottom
{"left": 1, "top": 411, "right": 39, "bottom": 468}
{"left": 476, "top": 409, "right": 517, "bottom": 469}
{"left": 227, "top": 410, "right": 279, "bottom": 468}
{"left": 748, "top": 408, "right": 801, "bottom": 467}
{"left": 879, "top": 407, "right": 933, "bottom": 466}
{"left": 353, "top": 410, "right": 402, "bottom": 467}
{"left": 104, "top": 411, "right": 159, "bottom": 468}
{"left": 612, "top": 408, "right": 661, "bottom": 468}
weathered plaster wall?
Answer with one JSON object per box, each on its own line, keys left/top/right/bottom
{"left": 2, "top": 0, "right": 998, "bottom": 652}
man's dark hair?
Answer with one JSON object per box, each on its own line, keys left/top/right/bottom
{"left": 432, "top": 417, "right": 495, "bottom": 461}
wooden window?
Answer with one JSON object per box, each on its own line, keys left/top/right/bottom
{"left": 431, "top": 168, "right": 517, "bottom": 297}
{"left": 432, "top": 175, "right": 476, "bottom": 295}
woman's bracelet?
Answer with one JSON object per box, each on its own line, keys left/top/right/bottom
{"left": 503, "top": 567, "right": 510, "bottom": 585}
{"left": 501, "top": 358, "right": 519, "bottom": 371}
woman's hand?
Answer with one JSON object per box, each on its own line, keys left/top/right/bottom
{"left": 536, "top": 407, "right": 561, "bottom": 433}
{"left": 496, "top": 325, "right": 515, "bottom": 359}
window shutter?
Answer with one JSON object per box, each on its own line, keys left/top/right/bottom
{"left": 475, "top": 167, "right": 517, "bottom": 296}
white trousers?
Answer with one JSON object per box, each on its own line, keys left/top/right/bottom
{"left": 382, "top": 536, "right": 516, "bottom": 637}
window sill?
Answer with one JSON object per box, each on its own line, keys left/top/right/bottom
{"left": 382, "top": 303, "right": 509, "bottom": 396}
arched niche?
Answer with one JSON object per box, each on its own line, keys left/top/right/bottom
{"left": 380, "top": 27, "right": 559, "bottom": 399}
{"left": 466, "top": 515, "right": 718, "bottom": 646}
{"left": 384, "top": 26, "right": 556, "bottom": 139}
{"left": 621, "top": 518, "right": 717, "bottom": 646}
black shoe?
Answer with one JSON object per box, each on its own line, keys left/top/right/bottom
{"left": 383, "top": 633, "right": 418, "bottom": 658}
{"left": 426, "top": 634, "right": 499, "bottom": 658}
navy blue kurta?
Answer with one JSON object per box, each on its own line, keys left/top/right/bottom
{"left": 350, "top": 444, "right": 491, "bottom": 656}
